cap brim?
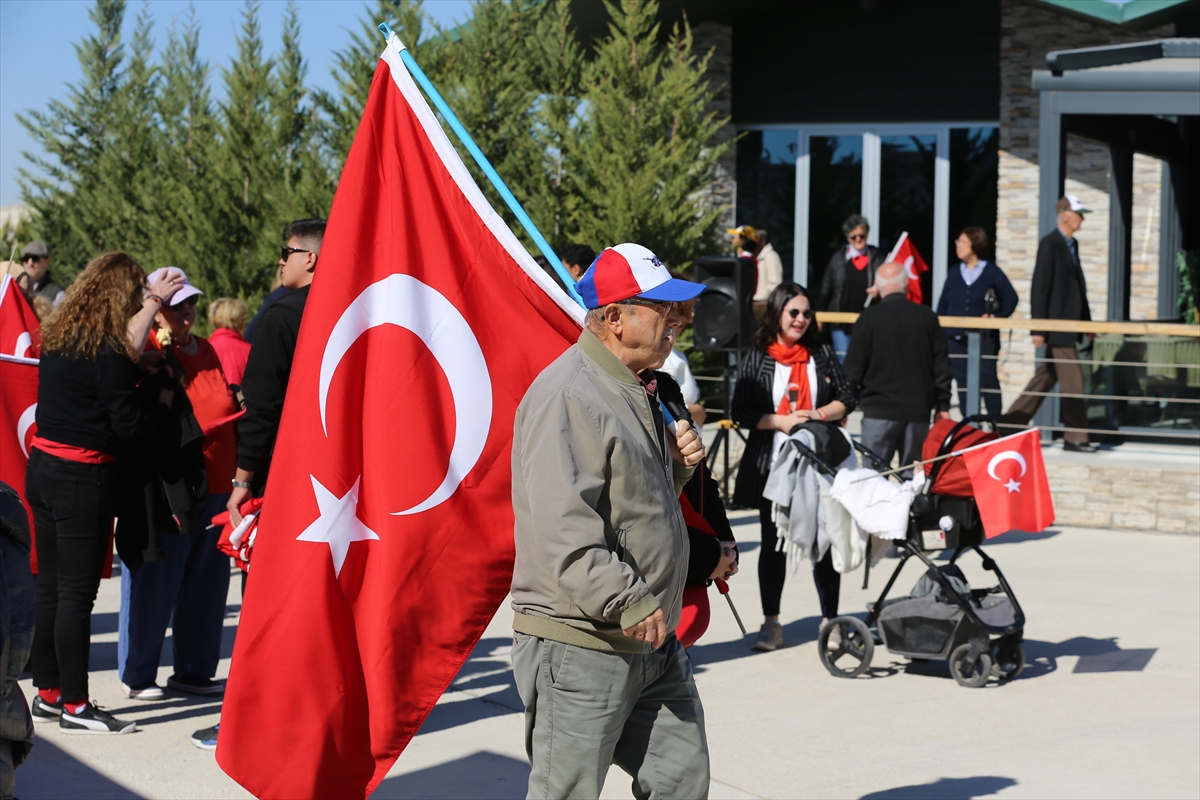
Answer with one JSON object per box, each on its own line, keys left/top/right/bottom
{"left": 637, "top": 278, "right": 706, "bottom": 302}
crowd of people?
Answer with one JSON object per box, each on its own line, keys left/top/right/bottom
{"left": 0, "top": 194, "right": 1098, "bottom": 796}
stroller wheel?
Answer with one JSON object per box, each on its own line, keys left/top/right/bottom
{"left": 991, "top": 644, "right": 1026, "bottom": 681}
{"left": 950, "top": 643, "right": 993, "bottom": 688}
{"left": 818, "top": 616, "right": 874, "bottom": 678}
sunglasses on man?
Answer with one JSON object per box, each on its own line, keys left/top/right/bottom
{"left": 281, "top": 246, "right": 311, "bottom": 261}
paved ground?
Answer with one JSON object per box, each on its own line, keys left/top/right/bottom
{"left": 15, "top": 519, "right": 1200, "bottom": 799}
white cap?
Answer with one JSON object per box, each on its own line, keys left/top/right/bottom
{"left": 146, "top": 266, "right": 203, "bottom": 305}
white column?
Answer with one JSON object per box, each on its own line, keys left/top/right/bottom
{"left": 861, "top": 132, "right": 881, "bottom": 246}
{"left": 933, "top": 127, "right": 950, "bottom": 308}
{"left": 793, "top": 129, "right": 810, "bottom": 286}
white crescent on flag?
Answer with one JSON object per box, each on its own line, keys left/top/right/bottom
{"left": 317, "top": 273, "right": 492, "bottom": 516}
{"left": 17, "top": 403, "right": 36, "bottom": 457}
{"left": 987, "top": 450, "right": 1027, "bottom": 480}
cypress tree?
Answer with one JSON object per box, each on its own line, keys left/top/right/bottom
{"left": 570, "top": 0, "right": 730, "bottom": 268}
{"left": 18, "top": 0, "right": 128, "bottom": 280}
{"left": 212, "top": 0, "right": 279, "bottom": 305}
{"left": 150, "top": 5, "right": 219, "bottom": 296}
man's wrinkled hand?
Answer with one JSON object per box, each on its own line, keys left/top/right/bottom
{"left": 668, "top": 421, "right": 704, "bottom": 467}
{"left": 623, "top": 608, "right": 667, "bottom": 649}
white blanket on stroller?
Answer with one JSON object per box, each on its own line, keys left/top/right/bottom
{"left": 830, "top": 467, "right": 924, "bottom": 541}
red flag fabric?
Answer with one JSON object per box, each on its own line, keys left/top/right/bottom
{"left": 961, "top": 429, "right": 1055, "bottom": 538}
{"left": 0, "top": 275, "right": 40, "bottom": 359}
{"left": 0, "top": 354, "right": 39, "bottom": 569}
{"left": 885, "top": 232, "right": 929, "bottom": 305}
{"left": 216, "top": 34, "right": 583, "bottom": 800}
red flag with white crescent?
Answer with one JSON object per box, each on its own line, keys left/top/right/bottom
{"left": 885, "top": 232, "right": 929, "bottom": 305}
{"left": 215, "top": 33, "right": 583, "bottom": 799}
{"left": 0, "top": 354, "right": 39, "bottom": 568}
{"left": 961, "top": 429, "right": 1055, "bottom": 538}
{"left": 0, "top": 275, "right": 40, "bottom": 359}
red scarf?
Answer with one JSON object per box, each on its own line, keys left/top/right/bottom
{"left": 851, "top": 254, "right": 869, "bottom": 270}
{"left": 766, "top": 341, "right": 812, "bottom": 415}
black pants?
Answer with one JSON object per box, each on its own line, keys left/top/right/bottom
{"left": 757, "top": 500, "right": 839, "bottom": 620}
{"left": 947, "top": 335, "right": 1002, "bottom": 417}
{"left": 26, "top": 448, "right": 117, "bottom": 704}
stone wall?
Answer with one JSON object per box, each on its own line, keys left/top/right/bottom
{"left": 1130, "top": 153, "right": 1163, "bottom": 321}
{"left": 1048, "top": 460, "right": 1199, "bottom": 534}
{"left": 692, "top": 22, "right": 736, "bottom": 237}
{"left": 993, "top": 0, "right": 1174, "bottom": 408}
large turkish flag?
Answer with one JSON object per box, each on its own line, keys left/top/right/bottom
{"left": 0, "top": 355, "right": 38, "bottom": 569}
{"left": 215, "top": 34, "right": 583, "bottom": 799}
{"left": 0, "top": 275, "right": 41, "bottom": 359}
{"left": 962, "top": 428, "right": 1055, "bottom": 538}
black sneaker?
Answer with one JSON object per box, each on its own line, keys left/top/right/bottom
{"left": 31, "top": 695, "right": 62, "bottom": 722}
{"left": 59, "top": 702, "right": 137, "bottom": 735}
{"left": 190, "top": 723, "right": 219, "bottom": 751}
{"left": 167, "top": 674, "right": 224, "bottom": 696}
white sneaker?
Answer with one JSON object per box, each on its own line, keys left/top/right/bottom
{"left": 120, "top": 681, "right": 164, "bottom": 700}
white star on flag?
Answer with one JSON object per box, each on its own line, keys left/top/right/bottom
{"left": 296, "top": 475, "right": 379, "bottom": 577}
{"left": 1004, "top": 478, "right": 1021, "bottom": 493}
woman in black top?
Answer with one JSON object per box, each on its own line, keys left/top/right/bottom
{"left": 26, "top": 252, "right": 181, "bottom": 735}
{"left": 817, "top": 214, "right": 885, "bottom": 362}
{"left": 731, "top": 282, "right": 857, "bottom": 653}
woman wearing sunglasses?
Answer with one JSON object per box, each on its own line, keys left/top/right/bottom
{"left": 730, "top": 282, "right": 857, "bottom": 653}
{"left": 817, "top": 214, "right": 885, "bottom": 362}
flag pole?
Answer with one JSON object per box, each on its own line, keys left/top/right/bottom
{"left": 378, "top": 23, "right": 585, "bottom": 308}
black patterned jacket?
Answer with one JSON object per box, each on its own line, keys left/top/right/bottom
{"left": 730, "top": 342, "right": 857, "bottom": 509}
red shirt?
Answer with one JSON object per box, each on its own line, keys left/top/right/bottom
{"left": 152, "top": 335, "right": 240, "bottom": 488}
{"left": 208, "top": 327, "right": 251, "bottom": 387}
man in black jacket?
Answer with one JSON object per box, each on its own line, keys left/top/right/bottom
{"left": 1001, "top": 195, "right": 1095, "bottom": 452}
{"left": 844, "top": 262, "right": 953, "bottom": 477}
{"left": 227, "top": 217, "right": 326, "bottom": 525}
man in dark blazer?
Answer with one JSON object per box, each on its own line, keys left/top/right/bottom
{"left": 1001, "top": 195, "right": 1096, "bottom": 452}
{"left": 844, "top": 262, "right": 953, "bottom": 478}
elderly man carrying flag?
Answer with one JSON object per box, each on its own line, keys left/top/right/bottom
{"left": 511, "top": 245, "right": 709, "bottom": 799}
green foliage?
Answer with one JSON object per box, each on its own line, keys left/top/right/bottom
{"left": 18, "top": 0, "right": 727, "bottom": 305}
{"left": 1179, "top": 250, "right": 1199, "bottom": 325}
{"left": 569, "top": 0, "right": 730, "bottom": 269}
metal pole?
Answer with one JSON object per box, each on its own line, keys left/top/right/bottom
{"left": 966, "top": 331, "right": 982, "bottom": 417}
{"left": 378, "top": 23, "right": 584, "bottom": 307}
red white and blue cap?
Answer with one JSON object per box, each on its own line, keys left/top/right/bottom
{"left": 574, "top": 243, "right": 706, "bottom": 309}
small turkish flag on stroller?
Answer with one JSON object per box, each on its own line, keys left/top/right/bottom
{"left": 215, "top": 33, "right": 582, "bottom": 800}
{"left": 962, "top": 429, "right": 1055, "bottom": 538}
{"left": 884, "top": 232, "right": 929, "bottom": 305}
{"left": 0, "top": 275, "right": 40, "bottom": 359}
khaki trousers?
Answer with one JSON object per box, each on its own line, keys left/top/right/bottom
{"left": 511, "top": 632, "right": 710, "bottom": 800}
{"left": 1004, "top": 346, "right": 1088, "bottom": 443}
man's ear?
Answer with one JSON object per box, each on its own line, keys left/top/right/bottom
{"left": 603, "top": 303, "right": 624, "bottom": 335}
{"left": 307, "top": 252, "right": 318, "bottom": 274}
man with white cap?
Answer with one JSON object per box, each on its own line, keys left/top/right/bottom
{"left": 510, "top": 243, "right": 711, "bottom": 799}
{"left": 1001, "top": 194, "right": 1097, "bottom": 452}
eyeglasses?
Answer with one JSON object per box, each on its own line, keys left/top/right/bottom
{"left": 281, "top": 246, "right": 311, "bottom": 261}
{"left": 847, "top": 233, "right": 867, "bottom": 242}
{"left": 625, "top": 298, "right": 678, "bottom": 315}
{"left": 168, "top": 295, "right": 198, "bottom": 311}
{"left": 787, "top": 308, "right": 815, "bottom": 320}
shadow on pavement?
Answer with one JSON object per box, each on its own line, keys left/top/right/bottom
{"left": 860, "top": 775, "right": 1017, "bottom": 799}
{"left": 416, "top": 638, "right": 522, "bottom": 736}
{"left": 16, "top": 735, "right": 145, "bottom": 799}
{"left": 1023, "top": 637, "right": 1156, "bottom": 676}
{"left": 372, "top": 750, "right": 528, "bottom": 799}
{"left": 687, "top": 615, "right": 824, "bottom": 672}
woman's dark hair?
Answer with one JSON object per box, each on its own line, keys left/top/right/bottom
{"left": 755, "top": 282, "right": 820, "bottom": 350}
{"left": 959, "top": 226, "right": 990, "bottom": 259}
{"left": 842, "top": 214, "right": 870, "bottom": 237}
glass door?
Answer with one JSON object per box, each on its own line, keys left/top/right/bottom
{"left": 879, "top": 134, "right": 937, "bottom": 304}
{"left": 806, "top": 135, "right": 863, "bottom": 296}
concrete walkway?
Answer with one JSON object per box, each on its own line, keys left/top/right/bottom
{"left": 15, "top": 521, "right": 1200, "bottom": 799}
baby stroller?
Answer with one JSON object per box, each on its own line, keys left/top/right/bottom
{"left": 796, "top": 416, "right": 1027, "bottom": 688}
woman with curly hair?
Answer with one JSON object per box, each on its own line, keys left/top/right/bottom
{"left": 25, "top": 251, "right": 182, "bottom": 735}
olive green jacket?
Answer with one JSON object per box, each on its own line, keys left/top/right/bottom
{"left": 510, "top": 329, "right": 694, "bottom": 653}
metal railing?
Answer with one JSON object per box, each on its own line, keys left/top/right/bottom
{"left": 817, "top": 312, "right": 1200, "bottom": 442}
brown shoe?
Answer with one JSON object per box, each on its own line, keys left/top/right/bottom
{"left": 751, "top": 620, "right": 783, "bottom": 652}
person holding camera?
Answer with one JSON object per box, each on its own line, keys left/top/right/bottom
{"left": 936, "top": 227, "right": 1018, "bottom": 417}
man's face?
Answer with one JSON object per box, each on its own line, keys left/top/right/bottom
{"left": 618, "top": 299, "right": 683, "bottom": 370}
{"left": 279, "top": 236, "right": 317, "bottom": 289}
{"left": 563, "top": 259, "right": 587, "bottom": 282}
{"left": 1060, "top": 210, "right": 1083, "bottom": 235}
{"left": 23, "top": 256, "right": 49, "bottom": 283}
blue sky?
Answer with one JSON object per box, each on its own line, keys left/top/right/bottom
{"left": 0, "top": 0, "right": 475, "bottom": 206}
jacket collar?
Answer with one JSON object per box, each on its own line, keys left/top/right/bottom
{"left": 881, "top": 292, "right": 907, "bottom": 304}
{"left": 578, "top": 328, "right": 640, "bottom": 386}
